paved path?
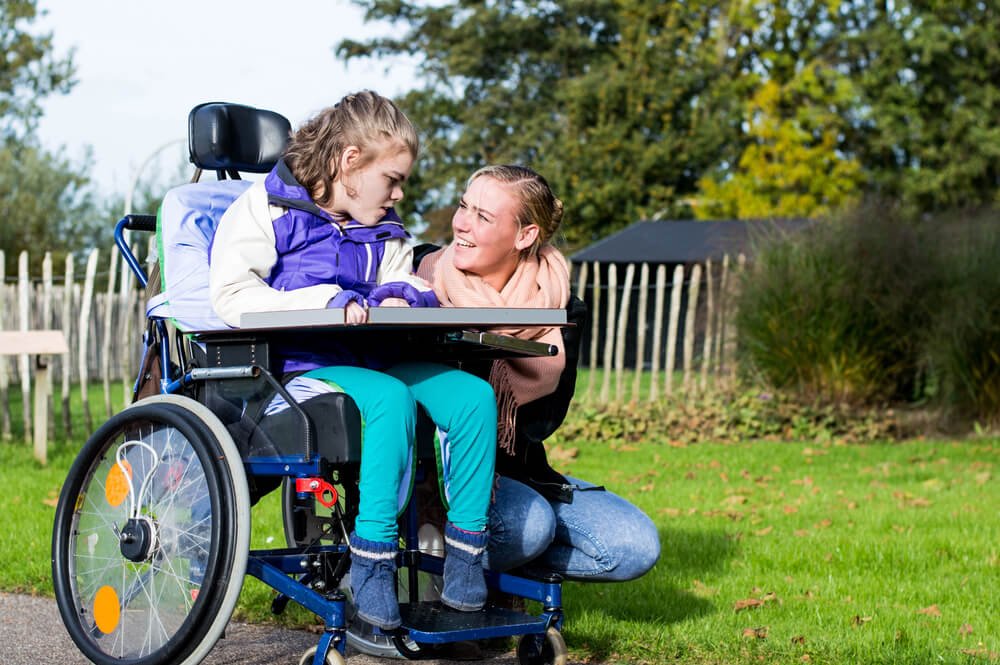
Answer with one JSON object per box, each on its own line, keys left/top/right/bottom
{"left": 0, "top": 592, "right": 529, "bottom": 665}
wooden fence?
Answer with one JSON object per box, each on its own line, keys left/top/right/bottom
{"left": 0, "top": 243, "right": 151, "bottom": 441}
{"left": 572, "top": 254, "right": 746, "bottom": 404}
{"left": 1, "top": 242, "right": 744, "bottom": 443}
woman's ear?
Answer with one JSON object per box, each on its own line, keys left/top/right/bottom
{"left": 514, "top": 224, "right": 540, "bottom": 252}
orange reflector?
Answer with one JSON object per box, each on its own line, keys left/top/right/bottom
{"left": 93, "top": 585, "right": 120, "bottom": 634}
{"left": 105, "top": 461, "right": 132, "bottom": 507}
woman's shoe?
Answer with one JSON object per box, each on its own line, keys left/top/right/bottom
{"left": 441, "top": 522, "right": 488, "bottom": 611}
{"left": 349, "top": 532, "right": 401, "bottom": 630}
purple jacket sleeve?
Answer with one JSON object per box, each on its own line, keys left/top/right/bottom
{"left": 327, "top": 290, "right": 366, "bottom": 308}
{"left": 368, "top": 282, "right": 440, "bottom": 308}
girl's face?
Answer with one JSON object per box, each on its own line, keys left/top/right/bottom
{"left": 451, "top": 176, "right": 538, "bottom": 291}
{"left": 331, "top": 143, "right": 414, "bottom": 226}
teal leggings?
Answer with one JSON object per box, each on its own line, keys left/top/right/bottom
{"left": 302, "top": 362, "right": 496, "bottom": 543}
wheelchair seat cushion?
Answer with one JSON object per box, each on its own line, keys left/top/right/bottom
{"left": 146, "top": 179, "right": 252, "bottom": 331}
{"left": 206, "top": 386, "right": 363, "bottom": 465}
{"left": 252, "top": 391, "right": 363, "bottom": 464}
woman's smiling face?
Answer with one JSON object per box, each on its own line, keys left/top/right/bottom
{"left": 451, "top": 176, "right": 538, "bottom": 291}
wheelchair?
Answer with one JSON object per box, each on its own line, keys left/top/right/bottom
{"left": 50, "top": 102, "right": 571, "bottom": 665}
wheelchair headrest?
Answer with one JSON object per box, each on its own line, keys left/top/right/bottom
{"left": 188, "top": 102, "right": 291, "bottom": 173}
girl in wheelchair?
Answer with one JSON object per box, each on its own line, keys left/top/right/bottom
{"left": 208, "top": 91, "right": 497, "bottom": 631}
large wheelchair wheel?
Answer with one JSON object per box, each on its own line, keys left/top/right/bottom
{"left": 52, "top": 395, "right": 251, "bottom": 665}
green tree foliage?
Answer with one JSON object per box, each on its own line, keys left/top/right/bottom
{"left": 0, "top": 0, "right": 75, "bottom": 140}
{"left": 705, "top": 0, "right": 1000, "bottom": 218}
{"left": 0, "top": 0, "right": 109, "bottom": 273}
{"left": 840, "top": 0, "right": 1000, "bottom": 211}
{"left": 697, "top": 74, "right": 863, "bottom": 219}
{"left": 553, "top": 1, "right": 749, "bottom": 241}
{"left": 339, "top": 0, "right": 744, "bottom": 246}
{"left": 342, "top": 0, "right": 999, "bottom": 232}
{"left": 0, "top": 140, "right": 104, "bottom": 274}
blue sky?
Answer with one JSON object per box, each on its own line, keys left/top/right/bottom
{"left": 35, "top": 0, "right": 416, "bottom": 195}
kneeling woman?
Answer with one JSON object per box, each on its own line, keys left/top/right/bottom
{"left": 417, "top": 165, "right": 660, "bottom": 582}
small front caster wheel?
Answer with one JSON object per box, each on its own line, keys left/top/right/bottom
{"left": 298, "top": 645, "right": 347, "bottom": 665}
{"left": 517, "top": 627, "right": 567, "bottom": 665}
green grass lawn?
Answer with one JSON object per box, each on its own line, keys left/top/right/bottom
{"left": 1, "top": 386, "right": 997, "bottom": 664}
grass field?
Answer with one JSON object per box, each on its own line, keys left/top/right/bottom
{"left": 1, "top": 384, "right": 998, "bottom": 663}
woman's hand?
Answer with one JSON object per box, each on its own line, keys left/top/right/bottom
{"left": 345, "top": 301, "right": 368, "bottom": 325}
{"left": 377, "top": 297, "right": 410, "bottom": 308}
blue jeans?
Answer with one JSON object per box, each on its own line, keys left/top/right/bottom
{"left": 485, "top": 476, "right": 661, "bottom": 582}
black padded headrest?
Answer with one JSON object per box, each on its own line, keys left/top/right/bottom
{"left": 188, "top": 102, "right": 291, "bottom": 173}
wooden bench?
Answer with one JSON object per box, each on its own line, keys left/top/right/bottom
{"left": 0, "top": 330, "right": 69, "bottom": 464}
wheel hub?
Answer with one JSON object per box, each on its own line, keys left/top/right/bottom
{"left": 119, "top": 517, "right": 157, "bottom": 562}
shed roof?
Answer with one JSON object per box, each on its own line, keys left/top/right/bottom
{"left": 570, "top": 219, "right": 810, "bottom": 264}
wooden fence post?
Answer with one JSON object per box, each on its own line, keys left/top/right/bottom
{"left": 18, "top": 251, "right": 31, "bottom": 441}
{"left": 61, "top": 254, "right": 75, "bottom": 438}
{"left": 599, "top": 264, "right": 616, "bottom": 403}
{"left": 43, "top": 253, "right": 54, "bottom": 434}
{"left": 665, "top": 264, "right": 683, "bottom": 396}
{"left": 0, "top": 250, "right": 9, "bottom": 440}
{"left": 682, "top": 263, "right": 702, "bottom": 393}
{"left": 633, "top": 263, "right": 649, "bottom": 403}
{"left": 614, "top": 263, "right": 635, "bottom": 403}
{"left": 649, "top": 264, "right": 666, "bottom": 402}
{"left": 586, "top": 262, "right": 600, "bottom": 402}
{"left": 102, "top": 251, "right": 118, "bottom": 417}
{"left": 572, "top": 261, "right": 588, "bottom": 399}
{"left": 716, "top": 254, "right": 729, "bottom": 373}
{"left": 700, "top": 259, "right": 715, "bottom": 392}
{"left": 726, "top": 253, "right": 747, "bottom": 382}
{"left": 78, "top": 248, "right": 99, "bottom": 433}
{"left": 574, "top": 261, "right": 588, "bottom": 303}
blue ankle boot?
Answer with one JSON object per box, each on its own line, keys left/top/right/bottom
{"left": 349, "top": 532, "right": 401, "bottom": 630}
{"left": 441, "top": 523, "right": 489, "bottom": 611}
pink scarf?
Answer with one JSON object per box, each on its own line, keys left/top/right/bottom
{"left": 418, "top": 243, "right": 571, "bottom": 453}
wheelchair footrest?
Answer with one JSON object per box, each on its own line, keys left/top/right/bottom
{"left": 399, "top": 601, "right": 547, "bottom": 643}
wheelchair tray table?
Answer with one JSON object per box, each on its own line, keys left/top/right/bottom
{"left": 189, "top": 306, "right": 568, "bottom": 366}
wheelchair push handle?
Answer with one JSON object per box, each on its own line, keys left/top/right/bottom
{"left": 122, "top": 214, "right": 157, "bottom": 232}
{"left": 114, "top": 215, "right": 157, "bottom": 288}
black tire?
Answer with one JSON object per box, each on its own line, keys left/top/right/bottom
{"left": 52, "top": 396, "right": 250, "bottom": 665}
{"left": 517, "top": 628, "right": 568, "bottom": 665}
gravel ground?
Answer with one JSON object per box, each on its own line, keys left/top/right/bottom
{"left": 0, "top": 592, "right": 534, "bottom": 665}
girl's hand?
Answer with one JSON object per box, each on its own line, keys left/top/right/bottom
{"left": 377, "top": 297, "right": 410, "bottom": 308}
{"left": 345, "top": 301, "right": 368, "bottom": 325}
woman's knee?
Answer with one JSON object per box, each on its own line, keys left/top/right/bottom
{"left": 612, "top": 512, "right": 660, "bottom": 580}
{"left": 487, "top": 479, "right": 556, "bottom": 569}
{"left": 556, "top": 481, "right": 661, "bottom": 581}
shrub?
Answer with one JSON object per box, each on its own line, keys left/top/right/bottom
{"left": 926, "top": 212, "right": 1000, "bottom": 423}
{"left": 733, "top": 202, "right": 1000, "bottom": 426}
{"left": 553, "top": 387, "right": 900, "bottom": 446}
{"left": 734, "top": 201, "right": 939, "bottom": 405}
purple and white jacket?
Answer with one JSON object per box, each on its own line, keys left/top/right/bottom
{"left": 209, "top": 160, "right": 437, "bottom": 372}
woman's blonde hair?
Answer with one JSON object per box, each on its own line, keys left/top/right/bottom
{"left": 284, "top": 90, "right": 418, "bottom": 209}
{"left": 467, "top": 164, "right": 563, "bottom": 257}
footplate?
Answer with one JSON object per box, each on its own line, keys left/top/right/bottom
{"left": 399, "top": 601, "right": 548, "bottom": 644}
